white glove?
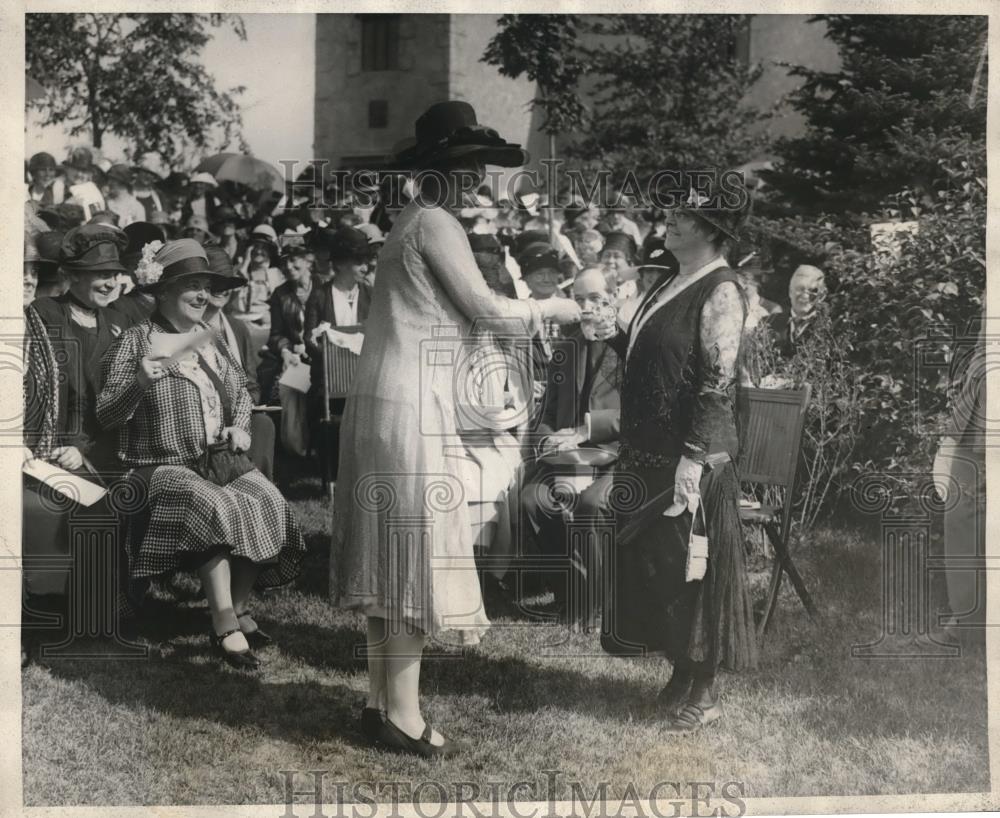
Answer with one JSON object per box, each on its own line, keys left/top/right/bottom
{"left": 663, "top": 455, "right": 704, "bottom": 517}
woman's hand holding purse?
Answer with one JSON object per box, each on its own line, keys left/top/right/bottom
{"left": 220, "top": 426, "right": 251, "bottom": 453}
{"left": 662, "top": 455, "right": 704, "bottom": 517}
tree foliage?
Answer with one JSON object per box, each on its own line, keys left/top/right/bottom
{"left": 762, "top": 14, "right": 988, "bottom": 216}
{"left": 26, "top": 13, "right": 248, "bottom": 164}
{"left": 482, "top": 15, "right": 591, "bottom": 135}
{"left": 569, "top": 15, "right": 769, "bottom": 180}
{"left": 483, "top": 14, "right": 770, "bottom": 185}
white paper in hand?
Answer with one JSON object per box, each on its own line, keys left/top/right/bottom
{"left": 149, "top": 328, "right": 214, "bottom": 365}
{"left": 23, "top": 457, "right": 107, "bottom": 507}
{"left": 278, "top": 361, "right": 311, "bottom": 393}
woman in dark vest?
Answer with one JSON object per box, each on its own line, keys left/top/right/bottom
{"left": 600, "top": 173, "right": 757, "bottom": 734}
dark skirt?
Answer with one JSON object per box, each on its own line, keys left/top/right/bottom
{"left": 601, "top": 458, "right": 758, "bottom": 673}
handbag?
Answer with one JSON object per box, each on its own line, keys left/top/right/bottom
{"left": 685, "top": 499, "right": 709, "bottom": 582}
{"left": 194, "top": 440, "right": 255, "bottom": 486}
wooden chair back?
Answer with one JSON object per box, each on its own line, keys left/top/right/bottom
{"left": 737, "top": 385, "right": 812, "bottom": 544}
{"left": 320, "top": 326, "right": 363, "bottom": 414}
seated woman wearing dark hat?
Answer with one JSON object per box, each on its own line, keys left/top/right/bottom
{"left": 97, "top": 239, "right": 306, "bottom": 669}
{"left": 22, "top": 225, "right": 131, "bottom": 661}
{"left": 202, "top": 245, "right": 276, "bottom": 481}
{"left": 331, "top": 100, "right": 580, "bottom": 757}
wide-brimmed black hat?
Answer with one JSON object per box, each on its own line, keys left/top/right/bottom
{"left": 323, "top": 226, "right": 371, "bottom": 261}
{"left": 204, "top": 244, "right": 248, "bottom": 289}
{"left": 395, "top": 101, "right": 528, "bottom": 170}
{"left": 59, "top": 224, "right": 127, "bottom": 274}
{"left": 674, "top": 172, "right": 751, "bottom": 242}
{"left": 106, "top": 164, "right": 134, "bottom": 187}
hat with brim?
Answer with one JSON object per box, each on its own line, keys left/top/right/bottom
{"left": 326, "top": 226, "right": 372, "bottom": 261}
{"left": 204, "top": 245, "right": 248, "bottom": 289}
{"left": 190, "top": 172, "right": 217, "bottom": 188}
{"left": 62, "top": 147, "right": 98, "bottom": 173}
{"left": 394, "top": 101, "right": 527, "bottom": 171}
{"left": 29, "top": 152, "right": 57, "bottom": 173}
{"left": 107, "top": 164, "right": 134, "bottom": 187}
{"left": 139, "top": 238, "right": 240, "bottom": 293}
{"left": 183, "top": 215, "right": 213, "bottom": 238}
{"left": 601, "top": 231, "right": 638, "bottom": 261}
{"left": 518, "top": 241, "right": 561, "bottom": 276}
{"left": 674, "top": 174, "right": 751, "bottom": 242}
{"left": 59, "top": 224, "right": 127, "bottom": 273}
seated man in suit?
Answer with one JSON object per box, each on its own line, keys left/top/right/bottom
{"left": 767, "top": 264, "right": 827, "bottom": 357}
{"left": 520, "top": 266, "right": 622, "bottom": 629}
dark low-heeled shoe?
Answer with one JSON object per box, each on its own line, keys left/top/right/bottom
{"left": 377, "top": 717, "right": 463, "bottom": 758}
{"left": 236, "top": 612, "right": 273, "bottom": 649}
{"left": 360, "top": 707, "right": 386, "bottom": 743}
{"left": 210, "top": 628, "right": 261, "bottom": 671}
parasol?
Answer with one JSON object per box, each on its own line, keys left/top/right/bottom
{"left": 195, "top": 153, "right": 285, "bottom": 194}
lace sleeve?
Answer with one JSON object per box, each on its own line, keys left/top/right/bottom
{"left": 684, "top": 280, "right": 745, "bottom": 457}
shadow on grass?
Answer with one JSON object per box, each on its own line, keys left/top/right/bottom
{"left": 39, "top": 640, "right": 372, "bottom": 749}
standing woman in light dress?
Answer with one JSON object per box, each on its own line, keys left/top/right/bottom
{"left": 330, "top": 102, "right": 580, "bottom": 757}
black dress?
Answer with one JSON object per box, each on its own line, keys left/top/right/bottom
{"left": 601, "top": 266, "right": 758, "bottom": 673}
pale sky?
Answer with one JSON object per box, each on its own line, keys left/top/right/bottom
{"left": 25, "top": 13, "right": 316, "bottom": 171}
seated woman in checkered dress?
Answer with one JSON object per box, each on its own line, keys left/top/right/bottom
{"left": 97, "top": 239, "right": 306, "bottom": 671}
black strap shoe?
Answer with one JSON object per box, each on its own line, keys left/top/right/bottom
{"left": 210, "top": 628, "right": 261, "bottom": 671}
{"left": 377, "top": 717, "right": 464, "bottom": 758}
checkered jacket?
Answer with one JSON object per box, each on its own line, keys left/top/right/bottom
{"left": 97, "top": 319, "right": 252, "bottom": 468}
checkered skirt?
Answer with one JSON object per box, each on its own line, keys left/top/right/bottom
{"left": 128, "top": 465, "right": 305, "bottom": 588}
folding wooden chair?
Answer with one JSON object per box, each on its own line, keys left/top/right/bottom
{"left": 738, "top": 385, "right": 819, "bottom": 637}
{"left": 319, "top": 326, "right": 362, "bottom": 497}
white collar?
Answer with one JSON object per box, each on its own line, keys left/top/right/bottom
{"left": 625, "top": 255, "right": 729, "bottom": 361}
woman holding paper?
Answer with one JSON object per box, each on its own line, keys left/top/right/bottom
{"left": 303, "top": 226, "right": 373, "bottom": 475}
{"left": 600, "top": 174, "right": 757, "bottom": 735}
{"left": 97, "top": 239, "right": 306, "bottom": 670}
{"left": 330, "top": 101, "right": 580, "bottom": 758}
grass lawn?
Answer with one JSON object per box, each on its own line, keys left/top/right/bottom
{"left": 21, "top": 475, "right": 990, "bottom": 807}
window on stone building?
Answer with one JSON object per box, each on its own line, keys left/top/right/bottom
{"left": 368, "top": 100, "right": 388, "bottom": 129}
{"left": 360, "top": 15, "right": 400, "bottom": 71}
